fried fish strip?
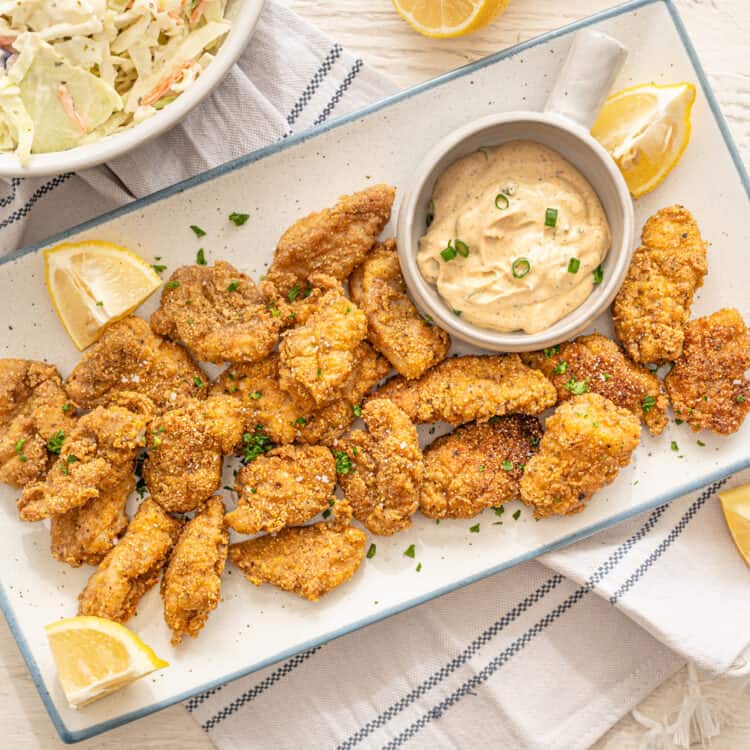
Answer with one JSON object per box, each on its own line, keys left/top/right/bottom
{"left": 65, "top": 316, "right": 206, "bottom": 412}
{"left": 520, "top": 393, "right": 641, "bottom": 518}
{"left": 665, "top": 308, "right": 750, "bottom": 434}
{"left": 0, "top": 359, "right": 76, "bottom": 487}
{"left": 266, "top": 184, "right": 396, "bottom": 296}
{"left": 349, "top": 240, "right": 450, "bottom": 379}
{"left": 225, "top": 445, "right": 335, "bottom": 534}
{"left": 521, "top": 334, "right": 668, "bottom": 435}
{"left": 78, "top": 498, "right": 182, "bottom": 623}
{"left": 420, "top": 416, "right": 542, "bottom": 519}
{"left": 372, "top": 355, "right": 556, "bottom": 425}
{"left": 612, "top": 205, "right": 708, "bottom": 364}
{"left": 161, "top": 496, "right": 228, "bottom": 645}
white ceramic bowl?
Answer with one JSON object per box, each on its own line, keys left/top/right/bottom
{"left": 0, "top": 0, "right": 266, "bottom": 178}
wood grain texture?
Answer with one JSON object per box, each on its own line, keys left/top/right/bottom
{"left": 1, "top": 0, "right": 747, "bottom": 747}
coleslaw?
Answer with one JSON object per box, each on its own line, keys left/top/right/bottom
{"left": 0, "top": 1, "right": 232, "bottom": 163}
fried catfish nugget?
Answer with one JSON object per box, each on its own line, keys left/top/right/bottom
{"left": 0, "top": 359, "right": 76, "bottom": 487}
{"left": 144, "top": 396, "right": 244, "bottom": 512}
{"left": 337, "top": 399, "right": 422, "bottom": 535}
{"left": 229, "top": 514, "right": 366, "bottom": 601}
{"left": 65, "top": 316, "right": 205, "bottom": 412}
{"left": 78, "top": 498, "right": 182, "bottom": 623}
{"left": 373, "top": 355, "right": 556, "bottom": 425}
{"left": 225, "top": 446, "right": 335, "bottom": 534}
{"left": 522, "top": 334, "right": 668, "bottom": 435}
{"left": 278, "top": 278, "right": 367, "bottom": 408}
{"left": 613, "top": 205, "right": 708, "bottom": 364}
{"left": 349, "top": 240, "right": 450, "bottom": 378}
{"left": 266, "top": 184, "right": 395, "bottom": 296}
{"left": 420, "top": 416, "right": 542, "bottom": 519}
{"left": 151, "top": 261, "right": 286, "bottom": 364}
{"left": 50, "top": 475, "right": 133, "bottom": 567}
{"left": 665, "top": 308, "right": 750, "bottom": 434}
{"left": 18, "top": 399, "right": 150, "bottom": 521}
{"left": 161, "top": 496, "right": 228, "bottom": 645}
{"left": 520, "top": 393, "right": 640, "bottom": 518}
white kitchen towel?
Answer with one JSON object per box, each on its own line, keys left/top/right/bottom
{"left": 2, "top": 2, "right": 749, "bottom": 749}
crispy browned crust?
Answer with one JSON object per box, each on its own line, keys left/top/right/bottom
{"left": 520, "top": 393, "right": 641, "bottom": 518}
{"left": 78, "top": 498, "right": 182, "bottom": 623}
{"left": 612, "top": 205, "right": 708, "bottom": 364}
{"left": 665, "top": 308, "right": 750, "bottom": 434}
{"left": 266, "top": 184, "right": 396, "bottom": 296}
{"left": 161, "top": 497, "right": 228, "bottom": 645}
{"left": 349, "top": 240, "right": 450, "bottom": 379}
{"left": 521, "top": 334, "right": 668, "bottom": 436}
{"left": 420, "top": 416, "right": 542, "bottom": 519}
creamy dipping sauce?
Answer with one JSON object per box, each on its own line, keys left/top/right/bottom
{"left": 417, "top": 140, "right": 611, "bottom": 334}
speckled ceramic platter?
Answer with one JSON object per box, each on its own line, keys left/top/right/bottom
{"left": 1, "top": 0, "right": 748, "bottom": 742}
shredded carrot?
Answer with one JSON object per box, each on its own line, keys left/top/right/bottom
{"left": 140, "top": 62, "right": 192, "bottom": 107}
{"left": 189, "top": 0, "right": 208, "bottom": 25}
{"left": 57, "top": 84, "right": 87, "bottom": 133}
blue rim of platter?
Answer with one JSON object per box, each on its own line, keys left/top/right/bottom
{"left": 2, "top": 0, "right": 748, "bottom": 742}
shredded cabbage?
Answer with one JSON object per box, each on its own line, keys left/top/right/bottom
{"left": 0, "top": 0, "right": 231, "bottom": 163}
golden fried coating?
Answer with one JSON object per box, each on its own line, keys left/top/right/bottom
{"left": 520, "top": 393, "right": 641, "bottom": 518}
{"left": 665, "top": 308, "right": 750, "bottom": 434}
{"left": 0, "top": 359, "right": 76, "bottom": 487}
{"left": 50, "top": 475, "right": 133, "bottom": 567}
{"left": 420, "top": 416, "right": 542, "bottom": 519}
{"left": 65, "top": 316, "right": 205, "bottom": 412}
{"left": 372, "top": 355, "right": 557, "bottom": 425}
{"left": 161, "top": 496, "right": 228, "bottom": 645}
{"left": 18, "top": 400, "right": 149, "bottom": 522}
{"left": 229, "top": 517, "right": 366, "bottom": 601}
{"left": 266, "top": 184, "right": 396, "bottom": 296}
{"left": 278, "top": 278, "right": 367, "bottom": 409}
{"left": 613, "top": 205, "right": 708, "bottom": 364}
{"left": 225, "top": 445, "right": 335, "bottom": 534}
{"left": 144, "top": 396, "right": 244, "bottom": 513}
{"left": 151, "top": 261, "right": 286, "bottom": 364}
{"left": 78, "top": 498, "right": 182, "bottom": 623}
{"left": 337, "top": 399, "right": 422, "bottom": 536}
{"left": 521, "top": 334, "right": 668, "bottom": 436}
{"left": 349, "top": 240, "right": 451, "bottom": 379}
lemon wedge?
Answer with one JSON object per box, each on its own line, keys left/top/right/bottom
{"left": 392, "top": 0, "right": 509, "bottom": 38}
{"left": 44, "top": 240, "right": 162, "bottom": 351}
{"left": 591, "top": 82, "right": 696, "bottom": 198}
{"left": 718, "top": 485, "right": 750, "bottom": 569}
{"left": 45, "top": 616, "right": 168, "bottom": 709}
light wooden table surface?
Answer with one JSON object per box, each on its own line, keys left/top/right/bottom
{"left": 2, "top": 1, "right": 748, "bottom": 748}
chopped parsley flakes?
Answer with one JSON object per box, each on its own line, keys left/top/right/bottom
{"left": 403, "top": 544, "right": 415, "bottom": 558}
{"left": 642, "top": 394, "right": 657, "bottom": 413}
{"left": 46, "top": 431, "right": 65, "bottom": 455}
{"left": 333, "top": 450, "right": 353, "bottom": 475}
{"left": 196, "top": 248, "right": 207, "bottom": 265}
{"left": 229, "top": 212, "right": 250, "bottom": 226}
{"left": 14, "top": 438, "right": 27, "bottom": 462}
{"left": 242, "top": 425, "right": 274, "bottom": 463}
{"left": 565, "top": 377, "right": 589, "bottom": 395}
{"left": 469, "top": 523, "right": 480, "bottom": 533}
{"left": 366, "top": 543, "right": 377, "bottom": 559}
{"left": 190, "top": 224, "right": 206, "bottom": 238}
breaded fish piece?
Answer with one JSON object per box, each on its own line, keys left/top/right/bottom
{"left": 349, "top": 240, "right": 451, "bottom": 379}
{"left": 65, "top": 316, "right": 206, "bottom": 412}
{"left": 144, "top": 396, "right": 244, "bottom": 512}
{"left": 521, "top": 334, "right": 668, "bottom": 436}
{"left": 50, "top": 475, "right": 133, "bottom": 567}
{"left": 161, "top": 496, "right": 228, "bottom": 645}
{"left": 337, "top": 399, "right": 422, "bottom": 535}
{"left": 613, "top": 205, "right": 708, "bottom": 364}
{"left": 151, "top": 261, "right": 287, "bottom": 364}
{"left": 0, "top": 359, "right": 76, "bottom": 487}
{"left": 372, "top": 355, "right": 557, "bottom": 425}
{"left": 78, "top": 498, "right": 182, "bottom": 623}
{"left": 520, "top": 393, "right": 641, "bottom": 518}
{"left": 18, "top": 398, "right": 150, "bottom": 522}
{"left": 278, "top": 277, "right": 367, "bottom": 409}
{"left": 229, "top": 515, "right": 366, "bottom": 601}
{"left": 420, "top": 416, "right": 542, "bottom": 519}
{"left": 665, "top": 308, "right": 750, "bottom": 434}
{"left": 225, "top": 445, "right": 335, "bottom": 534}
{"left": 266, "top": 184, "right": 396, "bottom": 296}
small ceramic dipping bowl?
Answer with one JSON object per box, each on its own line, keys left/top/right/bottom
{"left": 397, "top": 30, "right": 634, "bottom": 353}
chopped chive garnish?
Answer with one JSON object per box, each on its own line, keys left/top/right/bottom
{"left": 642, "top": 394, "right": 656, "bottom": 413}
{"left": 544, "top": 207, "right": 558, "bottom": 227}
{"left": 14, "top": 438, "right": 27, "bottom": 462}
{"left": 593, "top": 265, "right": 604, "bottom": 284}
{"left": 495, "top": 193, "right": 509, "bottom": 210}
{"left": 352, "top": 404, "right": 362, "bottom": 417}
{"left": 190, "top": 225, "right": 206, "bottom": 238}
{"left": 151, "top": 264, "right": 167, "bottom": 274}
{"left": 194, "top": 376, "right": 204, "bottom": 389}
{"left": 165, "top": 280, "right": 180, "bottom": 290}
{"left": 454, "top": 239, "right": 469, "bottom": 257}
{"left": 228, "top": 212, "right": 250, "bottom": 226}
{"left": 242, "top": 425, "right": 274, "bottom": 463}
{"left": 737, "top": 395, "right": 746, "bottom": 403}
{"left": 671, "top": 440, "right": 679, "bottom": 452}
{"left": 46, "top": 431, "right": 65, "bottom": 455}
{"left": 697, "top": 440, "right": 706, "bottom": 447}
{"left": 567, "top": 257, "right": 581, "bottom": 274}
{"left": 367, "top": 543, "right": 377, "bottom": 559}
{"left": 196, "top": 248, "right": 207, "bottom": 265}
{"left": 501, "top": 460, "right": 513, "bottom": 471}
{"left": 493, "top": 506, "right": 505, "bottom": 517}
{"left": 511, "top": 257, "right": 531, "bottom": 279}
{"left": 404, "top": 544, "right": 415, "bottom": 558}
{"left": 543, "top": 345, "right": 559, "bottom": 359}
{"left": 565, "top": 377, "right": 588, "bottom": 395}
{"left": 440, "top": 242, "right": 457, "bottom": 262}
{"left": 249, "top": 391, "right": 261, "bottom": 400}
{"left": 288, "top": 284, "right": 301, "bottom": 302}
{"left": 469, "top": 523, "right": 480, "bottom": 533}
{"left": 295, "top": 417, "right": 308, "bottom": 426}
{"left": 62, "top": 403, "right": 72, "bottom": 413}
{"left": 553, "top": 360, "right": 568, "bottom": 375}
{"left": 512, "top": 509, "right": 521, "bottom": 520}
{"left": 334, "top": 450, "right": 352, "bottom": 475}
{"left": 416, "top": 562, "right": 422, "bottom": 572}
{"left": 226, "top": 281, "right": 240, "bottom": 292}
{"left": 453, "top": 309, "right": 462, "bottom": 316}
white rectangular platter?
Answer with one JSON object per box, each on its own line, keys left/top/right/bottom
{"left": 1, "top": 0, "right": 748, "bottom": 742}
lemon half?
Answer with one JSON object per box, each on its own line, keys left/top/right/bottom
{"left": 392, "top": 0, "right": 509, "bottom": 38}
{"left": 45, "top": 616, "right": 168, "bottom": 709}
{"left": 44, "top": 240, "right": 162, "bottom": 351}
{"left": 718, "top": 485, "right": 750, "bottom": 569}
